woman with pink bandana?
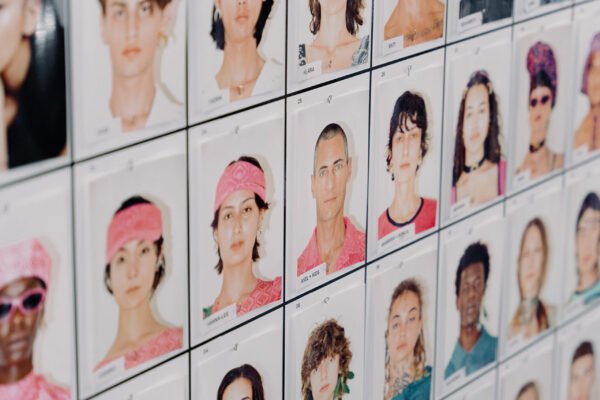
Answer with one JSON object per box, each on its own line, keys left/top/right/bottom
{"left": 0, "top": 238, "right": 70, "bottom": 400}
{"left": 574, "top": 32, "right": 600, "bottom": 153}
{"left": 203, "top": 156, "right": 282, "bottom": 319}
{"left": 95, "top": 196, "right": 182, "bottom": 371}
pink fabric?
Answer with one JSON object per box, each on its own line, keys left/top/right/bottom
{"left": 527, "top": 41, "right": 557, "bottom": 106}
{"left": 378, "top": 198, "right": 437, "bottom": 240}
{"left": 214, "top": 161, "right": 266, "bottom": 212}
{"left": 0, "top": 239, "right": 51, "bottom": 289}
{"left": 0, "top": 372, "right": 70, "bottom": 400}
{"left": 106, "top": 203, "right": 162, "bottom": 263}
{"left": 451, "top": 159, "right": 506, "bottom": 204}
{"left": 211, "top": 277, "right": 282, "bottom": 317}
{"left": 95, "top": 327, "right": 182, "bottom": 371}
{"left": 297, "top": 217, "right": 365, "bottom": 277}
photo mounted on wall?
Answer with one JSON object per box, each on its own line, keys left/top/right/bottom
{"left": 446, "top": 0, "right": 513, "bottom": 42}
{"left": 285, "top": 273, "right": 365, "bottom": 400}
{"left": 188, "top": 0, "right": 285, "bottom": 122}
{"left": 436, "top": 206, "right": 504, "bottom": 396}
{"left": 571, "top": 1, "right": 600, "bottom": 165}
{"left": 444, "top": 369, "right": 496, "bottom": 400}
{"left": 368, "top": 50, "right": 443, "bottom": 261}
{"left": 0, "top": 0, "right": 68, "bottom": 184}
{"left": 286, "top": 75, "right": 369, "bottom": 297}
{"left": 192, "top": 310, "right": 282, "bottom": 399}
{"left": 189, "top": 102, "right": 284, "bottom": 343}
{"left": 365, "top": 236, "right": 438, "bottom": 400}
{"left": 287, "top": 0, "right": 372, "bottom": 91}
{"left": 74, "top": 134, "right": 188, "bottom": 397}
{"left": 510, "top": 11, "right": 571, "bottom": 192}
{"left": 0, "top": 170, "right": 76, "bottom": 399}
{"left": 514, "top": 0, "right": 570, "bottom": 23}
{"left": 70, "top": 0, "right": 187, "bottom": 159}
{"left": 373, "top": 0, "right": 445, "bottom": 64}
{"left": 441, "top": 29, "right": 512, "bottom": 224}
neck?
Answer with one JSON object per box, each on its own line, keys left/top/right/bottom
{"left": 110, "top": 69, "right": 156, "bottom": 121}
{"left": 390, "top": 179, "right": 420, "bottom": 219}
{"left": 218, "top": 38, "right": 262, "bottom": 87}
{"left": 116, "top": 301, "right": 160, "bottom": 344}
{"left": 459, "top": 322, "right": 481, "bottom": 353}
{"left": 1, "top": 39, "right": 31, "bottom": 94}
{"left": 0, "top": 359, "right": 33, "bottom": 385}
{"left": 530, "top": 132, "right": 546, "bottom": 149}
{"left": 578, "top": 266, "right": 599, "bottom": 291}
{"left": 465, "top": 147, "right": 485, "bottom": 167}
{"left": 397, "top": 0, "right": 421, "bottom": 16}
{"left": 316, "top": 11, "right": 351, "bottom": 51}
{"left": 591, "top": 103, "right": 600, "bottom": 115}
{"left": 219, "top": 258, "right": 258, "bottom": 305}
{"left": 316, "top": 213, "right": 346, "bottom": 263}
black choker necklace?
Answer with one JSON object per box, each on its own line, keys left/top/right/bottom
{"left": 529, "top": 139, "right": 545, "bottom": 153}
{"left": 463, "top": 156, "right": 485, "bottom": 173}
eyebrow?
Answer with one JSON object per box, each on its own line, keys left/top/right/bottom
{"left": 220, "top": 196, "right": 255, "bottom": 211}
{"left": 318, "top": 158, "right": 344, "bottom": 171}
{"left": 391, "top": 306, "right": 418, "bottom": 319}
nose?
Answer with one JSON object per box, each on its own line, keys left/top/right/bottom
{"left": 126, "top": 9, "right": 139, "bottom": 40}
{"left": 320, "top": 362, "right": 328, "bottom": 379}
{"left": 127, "top": 257, "right": 140, "bottom": 279}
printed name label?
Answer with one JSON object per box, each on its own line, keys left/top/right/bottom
{"left": 525, "top": 0, "right": 541, "bottom": 13}
{"left": 205, "top": 304, "right": 236, "bottom": 330}
{"left": 203, "top": 89, "right": 230, "bottom": 111}
{"left": 96, "top": 357, "right": 125, "bottom": 381}
{"left": 514, "top": 170, "right": 531, "bottom": 188}
{"left": 457, "top": 12, "right": 483, "bottom": 33}
{"left": 297, "top": 263, "right": 326, "bottom": 291}
{"left": 297, "top": 62, "right": 322, "bottom": 82}
{"left": 378, "top": 223, "right": 416, "bottom": 253}
{"left": 445, "top": 367, "right": 467, "bottom": 387}
{"left": 382, "top": 36, "right": 404, "bottom": 56}
{"left": 450, "top": 197, "right": 472, "bottom": 219}
{"left": 573, "top": 145, "right": 591, "bottom": 164}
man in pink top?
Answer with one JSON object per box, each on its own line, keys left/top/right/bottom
{"left": 297, "top": 123, "right": 366, "bottom": 277}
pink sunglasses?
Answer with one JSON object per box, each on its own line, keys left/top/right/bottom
{"left": 0, "top": 288, "right": 46, "bottom": 322}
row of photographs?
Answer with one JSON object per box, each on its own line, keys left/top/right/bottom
{"left": 1, "top": 146, "right": 598, "bottom": 398}
{"left": 2, "top": 0, "right": 600, "bottom": 181}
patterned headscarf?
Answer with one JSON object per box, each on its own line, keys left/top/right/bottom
{"left": 527, "top": 41, "right": 558, "bottom": 107}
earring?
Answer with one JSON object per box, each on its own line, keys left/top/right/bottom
{"left": 214, "top": 7, "right": 221, "bottom": 20}
{"left": 159, "top": 32, "right": 168, "bottom": 47}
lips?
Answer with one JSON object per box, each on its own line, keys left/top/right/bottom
{"left": 235, "top": 15, "right": 249, "bottom": 23}
{"left": 7, "top": 336, "right": 29, "bottom": 351}
{"left": 319, "top": 383, "right": 331, "bottom": 394}
{"left": 231, "top": 240, "right": 244, "bottom": 251}
{"left": 126, "top": 286, "right": 141, "bottom": 294}
{"left": 399, "top": 162, "right": 410, "bottom": 169}
{"left": 470, "top": 132, "right": 481, "bottom": 142}
{"left": 122, "top": 47, "right": 141, "bottom": 57}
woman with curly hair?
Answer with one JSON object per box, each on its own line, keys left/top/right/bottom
{"left": 301, "top": 319, "right": 354, "bottom": 400}
{"left": 384, "top": 279, "right": 431, "bottom": 400}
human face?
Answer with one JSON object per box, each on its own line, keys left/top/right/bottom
{"left": 519, "top": 225, "right": 545, "bottom": 300}
{"left": 588, "top": 52, "right": 600, "bottom": 106}
{"left": 462, "top": 84, "right": 490, "bottom": 156}
{"left": 0, "top": 0, "right": 39, "bottom": 73}
{"left": 517, "top": 387, "right": 539, "bottom": 400}
{"left": 386, "top": 290, "right": 422, "bottom": 367}
{"left": 576, "top": 208, "right": 600, "bottom": 278}
{"left": 319, "top": 0, "right": 346, "bottom": 17}
{"left": 390, "top": 118, "right": 422, "bottom": 184}
{"left": 311, "top": 135, "right": 352, "bottom": 224}
{"left": 100, "top": 0, "right": 169, "bottom": 79}
{"left": 309, "top": 354, "right": 340, "bottom": 400}
{"left": 569, "top": 354, "right": 595, "bottom": 400}
{"left": 528, "top": 86, "right": 553, "bottom": 142}
{"left": 215, "top": 0, "right": 262, "bottom": 46}
{"left": 214, "top": 189, "right": 263, "bottom": 269}
{"left": 0, "top": 277, "right": 44, "bottom": 369}
{"left": 222, "top": 377, "right": 254, "bottom": 400}
{"left": 109, "top": 239, "right": 159, "bottom": 310}
{"left": 456, "top": 262, "right": 486, "bottom": 328}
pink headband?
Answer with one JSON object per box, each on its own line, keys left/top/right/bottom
{"left": 214, "top": 161, "right": 266, "bottom": 212}
{"left": 106, "top": 203, "right": 163, "bottom": 264}
{"left": 0, "top": 238, "right": 52, "bottom": 289}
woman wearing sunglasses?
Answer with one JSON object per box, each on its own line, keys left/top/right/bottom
{"left": 515, "top": 41, "right": 563, "bottom": 180}
{"left": 0, "top": 238, "right": 70, "bottom": 399}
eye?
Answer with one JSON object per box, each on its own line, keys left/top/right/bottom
{"left": 141, "top": 245, "right": 152, "bottom": 255}
{"left": 319, "top": 169, "right": 327, "bottom": 179}
{"left": 140, "top": 1, "right": 153, "bottom": 16}
{"left": 222, "top": 212, "right": 232, "bottom": 221}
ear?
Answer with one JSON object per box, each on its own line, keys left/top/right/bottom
{"left": 346, "top": 157, "right": 353, "bottom": 181}
{"left": 311, "top": 173, "right": 316, "bottom": 199}
{"left": 23, "top": 0, "right": 42, "bottom": 37}
{"left": 100, "top": 10, "right": 108, "bottom": 45}
{"left": 160, "top": 2, "right": 175, "bottom": 34}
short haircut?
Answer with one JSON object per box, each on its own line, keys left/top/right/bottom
{"left": 313, "top": 123, "right": 349, "bottom": 172}
{"left": 210, "top": 0, "right": 274, "bottom": 50}
{"left": 308, "top": 0, "right": 364, "bottom": 36}
{"left": 217, "top": 364, "right": 265, "bottom": 400}
{"left": 98, "top": 0, "right": 172, "bottom": 15}
{"left": 576, "top": 192, "right": 600, "bottom": 233}
{"left": 516, "top": 381, "right": 539, "bottom": 400}
{"left": 572, "top": 341, "right": 595, "bottom": 364}
{"left": 454, "top": 241, "right": 491, "bottom": 297}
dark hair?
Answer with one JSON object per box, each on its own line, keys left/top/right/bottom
{"left": 314, "top": 123, "right": 349, "bottom": 172}
{"left": 98, "top": 0, "right": 172, "bottom": 15}
{"left": 530, "top": 70, "right": 556, "bottom": 108}
{"left": 104, "top": 196, "right": 165, "bottom": 295}
{"left": 217, "top": 364, "right": 265, "bottom": 400}
{"left": 301, "top": 319, "right": 353, "bottom": 400}
{"left": 452, "top": 70, "right": 503, "bottom": 187}
{"left": 309, "top": 0, "right": 364, "bottom": 36}
{"left": 455, "top": 241, "right": 491, "bottom": 297}
{"left": 576, "top": 192, "right": 600, "bottom": 232}
{"left": 210, "top": 0, "right": 274, "bottom": 50}
{"left": 211, "top": 156, "right": 270, "bottom": 275}
{"left": 516, "top": 381, "right": 539, "bottom": 400}
{"left": 572, "top": 341, "right": 595, "bottom": 364}
{"left": 386, "top": 91, "right": 429, "bottom": 174}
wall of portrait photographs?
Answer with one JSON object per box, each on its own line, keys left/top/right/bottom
{"left": 1, "top": 0, "right": 600, "bottom": 399}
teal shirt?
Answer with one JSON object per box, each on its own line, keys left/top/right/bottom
{"left": 392, "top": 366, "right": 432, "bottom": 400}
{"left": 444, "top": 325, "right": 497, "bottom": 380}
{"left": 572, "top": 279, "right": 600, "bottom": 306}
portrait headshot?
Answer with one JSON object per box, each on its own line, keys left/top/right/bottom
{"left": 574, "top": 31, "right": 600, "bottom": 156}
{"left": 0, "top": 0, "right": 66, "bottom": 172}
{"left": 569, "top": 341, "right": 597, "bottom": 400}
{"left": 515, "top": 382, "right": 540, "bottom": 400}
{"left": 458, "top": 0, "right": 512, "bottom": 24}
{"left": 217, "top": 364, "right": 265, "bottom": 400}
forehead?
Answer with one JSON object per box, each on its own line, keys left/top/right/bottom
{"left": 391, "top": 290, "right": 420, "bottom": 312}
{"left": 465, "top": 84, "right": 489, "bottom": 104}
{"left": 0, "top": 277, "right": 43, "bottom": 297}
{"left": 573, "top": 354, "right": 595, "bottom": 368}
{"left": 460, "top": 262, "right": 484, "bottom": 281}
{"left": 221, "top": 189, "right": 256, "bottom": 208}
{"left": 315, "top": 135, "right": 346, "bottom": 163}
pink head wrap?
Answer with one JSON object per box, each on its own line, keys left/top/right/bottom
{"left": 582, "top": 32, "right": 600, "bottom": 95}
{"left": 0, "top": 238, "right": 52, "bottom": 290}
{"left": 214, "top": 161, "right": 266, "bottom": 212}
{"left": 527, "top": 41, "right": 558, "bottom": 107}
{"left": 106, "top": 203, "right": 163, "bottom": 264}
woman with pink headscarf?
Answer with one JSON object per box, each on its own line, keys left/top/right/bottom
{"left": 203, "top": 156, "right": 282, "bottom": 319}
{"left": 574, "top": 32, "right": 600, "bottom": 153}
{"left": 0, "top": 238, "right": 70, "bottom": 400}
{"left": 95, "top": 196, "right": 182, "bottom": 372}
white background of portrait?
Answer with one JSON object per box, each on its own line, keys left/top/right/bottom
{"left": 189, "top": 101, "right": 284, "bottom": 343}
{"left": 514, "top": 0, "right": 571, "bottom": 22}
{"left": 188, "top": 0, "right": 285, "bottom": 123}
{"left": 499, "top": 336, "right": 554, "bottom": 400}
{"left": 509, "top": 11, "right": 572, "bottom": 192}
{"left": 441, "top": 28, "right": 512, "bottom": 225}
{"left": 286, "top": 74, "right": 369, "bottom": 297}
{"left": 70, "top": 0, "right": 187, "bottom": 160}
{"left": 373, "top": 0, "right": 446, "bottom": 65}
{"left": 365, "top": 236, "right": 438, "bottom": 400}
{"left": 501, "top": 177, "right": 564, "bottom": 357}
{"left": 562, "top": 158, "right": 600, "bottom": 319}
{"left": 192, "top": 310, "right": 282, "bottom": 399}
{"left": 95, "top": 354, "right": 189, "bottom": 400}
{"left": 368, "top": 50, "right": 443, "bottom": 261}
{"left": 569, "top": 1, "right": 600, "bottom": 165}
{"left": 444, "top": 369, "right": 496, "bottom": 400}
{"left": 74, "top": 133, "right": 188, "bottom": 397}
{"left": 446, "top": 0, "right": 513, "bottom": 43}
{"left": 0, "top": 170, "right": 76, "bottom": 395}
{"left": 287, "top": 0, "right": 372, "bottom": 92}
{"left": 436, "top": 205, "right": 504, "bottom": 397}
{"left": 557, "top": 307, "right": 600, "bottom": 399}
{"left": 285, "top": 272, "right": 365, "bottom": 400}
